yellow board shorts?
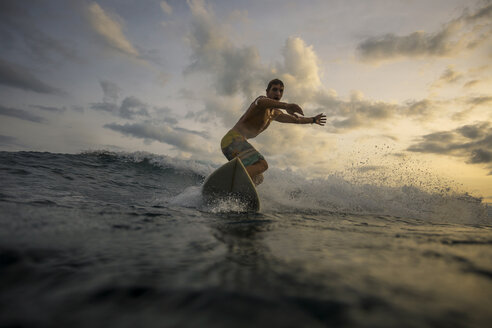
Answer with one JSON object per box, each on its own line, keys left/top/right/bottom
{"left": 221, "top": 130, "right": 265, "bottom": 167}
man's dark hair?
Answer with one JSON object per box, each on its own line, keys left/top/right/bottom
{"left": 266, "top": 78, "right": 284, "bottom": 92}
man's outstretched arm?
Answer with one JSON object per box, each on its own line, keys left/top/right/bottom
{"left": 255, "top": 97, "right": 304, "bottom": 116}
{"left": 274, "top": 112, "right": 326, "bottom": 126}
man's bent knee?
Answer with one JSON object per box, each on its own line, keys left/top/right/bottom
{"left": 256, "top": 159, "right": 268, "bottom": 173}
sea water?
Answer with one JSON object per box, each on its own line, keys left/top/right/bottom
{"left": 0, "top": 151, "right": 491, "bottom": 328}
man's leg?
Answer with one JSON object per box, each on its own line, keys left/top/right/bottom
{"left": 245, "top": 159, "right": 268, "bottom": 186}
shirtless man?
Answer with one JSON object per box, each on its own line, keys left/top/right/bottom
{"left": 221, "top": 79, "right": 326, "bottom": 185}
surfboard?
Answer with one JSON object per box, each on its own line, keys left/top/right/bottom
{"left": 202, "top": 157, "right": 260, "bottom": 212}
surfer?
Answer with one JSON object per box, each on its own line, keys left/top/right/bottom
{"left": 221, "top": 79, "right": 326, "bottom": 185}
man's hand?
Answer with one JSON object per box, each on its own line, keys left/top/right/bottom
{"left": 286, "top": 103, "right": 304, "bottom": 117}
{"left": 313, "top": 113, "right": 326, "bottom": 126}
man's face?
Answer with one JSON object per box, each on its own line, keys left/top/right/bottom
{"left": 266, "top": 84, "right": 284, "bottom": 101}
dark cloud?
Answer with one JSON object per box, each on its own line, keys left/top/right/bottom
{"left": 313, "top": 90, "right": 404, "bottom": 132}
{"left": 173, "top": 126, "right": 209, "bottom": 139}
{"left": 71, "top": 105, "right": 84, "bottom": 112}
{"left": 469, "top": 149, "right": 492, "bottom": 164}
{"left": 457, "top": 122, "right": 489, "bottom": 139}
{"left": 104, "top": 121, "right": 208, "bottom": 153}
{"left": 136, "top": 46, "right": 165, "bottom": 67}
{"left": 91, "top": 81, "right": 149, "bottom": 119}
{"left": 0, "top": 105, "right": 45, "bottom": 123}
{"left": 467, "top": 96, "right": 492, "bottom": 107}
{"left": 451, "top": 95, "right": 492, "bottom": 121}
{"left": 185, "top": 95, "right": 243, "bottom": 127}
{"left": 357, "top": 29, "right": 456, "bottom": 62}
{"left": 404, "top": 99, "right": 434, "bottom": 118}
{"left": 463, "top": 80, "right": 481, "bottom": 89}
{"left": 0, "top": 1, "right": 81, "bottom": 64}
{"left": 184, "top": 0, "right": 264, "bottom": 98}
{"left": 316, "top": 91, "right": 490, "bottom": 133}
{"left": 0, "top": 58, "right": 64, "bottom": 95}
{"left": 178, "top": 88, "right": 198, "bottom": 101}
{"left": 30, "top": 105, "right": 66, "bottom": 113}
{"left": 0, "top": 134, "right": 18, "bottom": 146}
{"left": 357, "top": 3, "right": 492, "bottom": 63}
{"left": 163, "top": 117, "right": 178, "bottom": 125}
{"left": 120, "top": 96, "right": 149, "bottom": 119}
{"left": 408, "top": 121, "right": 492, "bottom": 173}
{"left": 90, "top": 102, "right": 119, "bottom": 113}
{"left": 100, "top": 80, "right": 121, "bottom": 103}
{"left": 151, "top": 106, "right": 180, "bottom": 125}
{"left": 434, "top": 66, "right": 463, "bottom": 86}
{"left": 465, "top": 2, "right": 492, "bottom": 22}
{"left": 91, "top": 97, "right": 150, "bottom": 119}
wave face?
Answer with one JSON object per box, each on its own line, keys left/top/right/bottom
{"left": 1, "top": 150, "right": 489, "bottom": 223}
{"left": 4, "top": 150, "right": 481, "bottom": 223}
{"left": 1, "top": 150, "right": 491, "bottom": 328}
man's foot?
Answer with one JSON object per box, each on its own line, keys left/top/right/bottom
{"left": 252, "top": 174, "right": 264, "bottom": 186}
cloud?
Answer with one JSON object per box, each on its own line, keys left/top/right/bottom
{"left": 357, "top": 3, "right": 492, "bottom": 63}
{"left": 185, "top": 95, "right": 244, "bottom": 127}
{"left": 163, "top": 117, "right": 178, "bottom": 125}
{"left": 185, "top": 0, "right": 325, "bottom": 103}
{"left": 0, "top": 105, "right": 45, "bottom": 123}
{"left": 311, "top": 90, "right": 411, "bottom": 132}
{"left": 91, "top": 81, "right": 149, "bottom": 119}
{"left": 463, "top": 79, "right": 481, "bottom": 88}
{"left": 87, "top": 2, "right": 140, "bottom": 58}
{"left": 104, "top": 121, "right": 210, "bottom": 154}
{"left": 183, "top": 0, "right": 476, "bottom": 137}
{"left": 0, "top": 134, "right": 19, "bottom": 146}
{"left": 160, "top": 1, "right": 173, "bottom": 15}
{"left": 184, "top": 0, "right": 264, "bottom": 98}
{"left": 467, "top": 96, "right": 492, "bottom": 107}
{"left": 183, "top": 0, "right": 417, "bottom": 134}
{"left": 91, "top": 102, "right": 119, "bottom": 113}
{"left": 404, "top": 99, "right": 435, "bottom": 118}
{"left": 254, "top": 124, "right": 336, "bottom": 173}
{"left": 30, "top": 105, "right": 67, "bottom": 113}
{"left": 91, "top": 96, "right": 149, "bottom": 119}
{"left": 0, "top": 58, "right": 64, "bottom": 95}
{"left": 100, "top": 80, "right": 121, "bottom": 103}
{"left": 451, "top": 95, "right": 492, "bottom": 120}
{"left": 469, "top": 149, "right": 492, "bottom": 164}
{"left": 316, "top": 91, "right": 492, "bottom": 133}
{"left": 184, "top": 0, "right": 334, "bottom": 130}
{"left": 275, "top": 37, "right": 322, "bottom": 102}
{"left": 71, "top": 105, "right": 85, "bottom": 112}
{"left": 0, "top": 1, "right": 81, "bottom": 64}
{"left": 120, "top": 96, "right": 149, "bottom": 119}
{"left": 185, "top": 14, "right": 324, "bottom": 102}
{"left": 408, "top": 121, "right": 492, "bottom": 174}
{"left": 432, "top": 66, "right": 463, "bottom": 88}
{"left": 156, "top": 72, "right": 170, "bottom": 87}
{"left": 332, "top": 101, "right": 399, "bottom": 130}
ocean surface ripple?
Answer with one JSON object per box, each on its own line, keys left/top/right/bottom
{"left": 1, "top": 151, "right": 491, "bottom": 328}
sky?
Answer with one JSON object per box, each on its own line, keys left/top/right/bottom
{"left": 0, "top": 0, "right": 491, "bottom": 201}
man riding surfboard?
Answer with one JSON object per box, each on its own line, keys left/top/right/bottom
{"left": 221, "top": 79, "right": 326, "bottom": 185}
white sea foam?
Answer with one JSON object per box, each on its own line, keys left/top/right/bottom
{"left": 85, "top": 150, "right": 490, "bottom": 223}
{"left": 259, "top": 168, "right": 488, "bottom": 224}
{"left": 167, "top": 186, "right": 204, "bottom": 208}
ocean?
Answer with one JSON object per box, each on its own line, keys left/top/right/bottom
{"left": 0, "top": 150, "right": 491, "bottom": 328}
